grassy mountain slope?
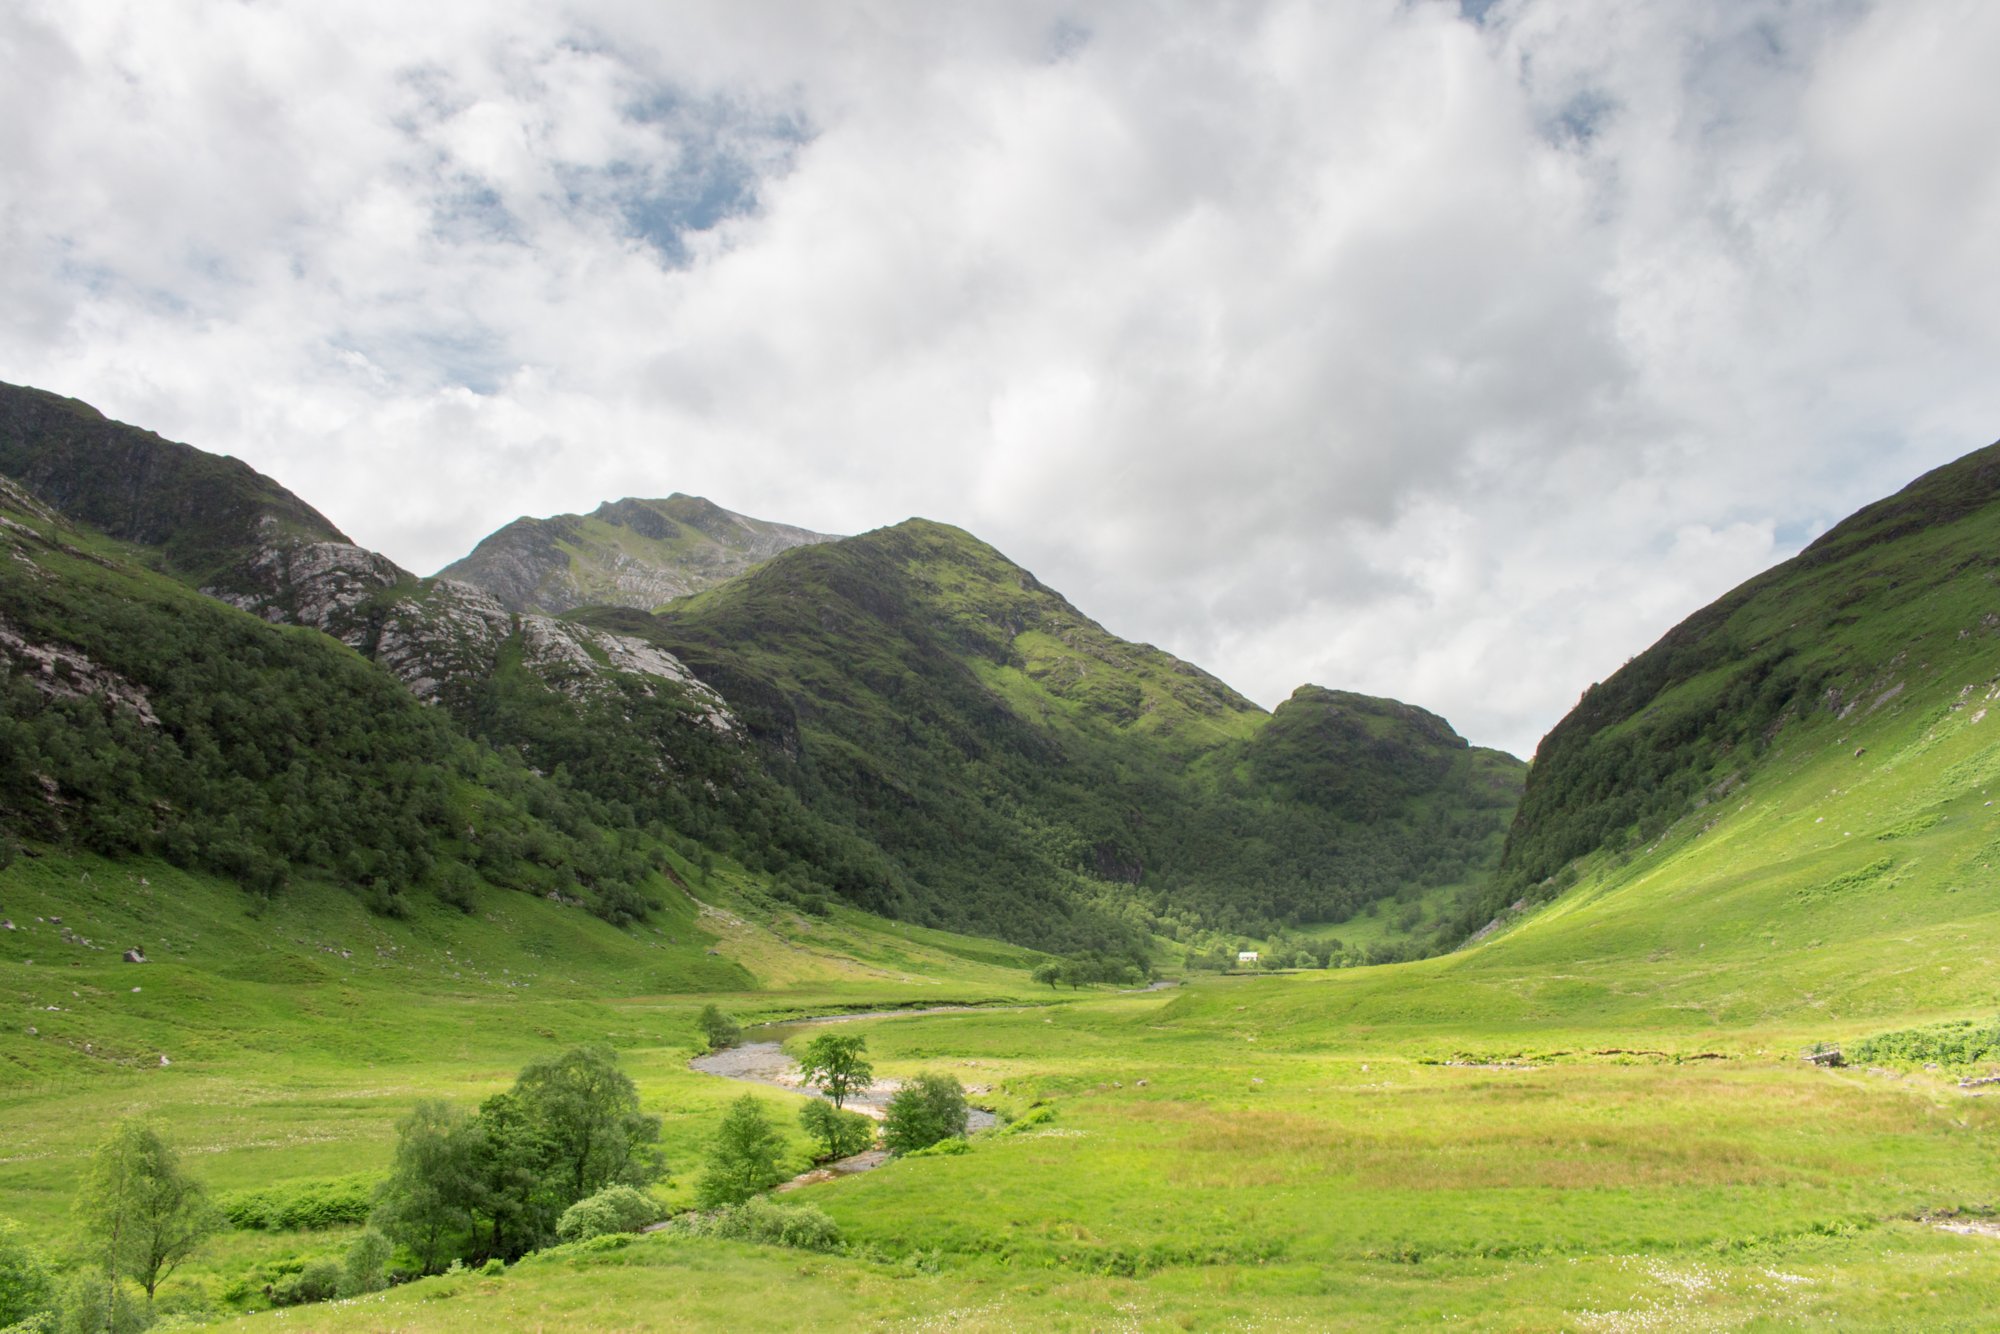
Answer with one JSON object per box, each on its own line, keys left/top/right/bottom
{"left": 436, "top": 494, "right": 838, "bottom": 614}
{"left": 604, "top": 520, "right": 1525, "bottom": 949}
{"left": 1479, "top": 436, "right": 2000, "bottom": 931}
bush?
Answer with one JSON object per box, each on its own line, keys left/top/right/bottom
{"left": 799, "top": 1100, "right": 874, "bottom": 1160}
{"left": 882, "top": 1072, "right": 968, "bottom": 1156}
{"left": 905, "top": 1136, "right": 970, "bottom": 1159}
{"left": 696, "top": 1005, "right": 741, "bottom": 1051}
{"left": 0, "top": 1218, "right": 57, "bottom": 1330}
{"left": 674, "top": 1197, "right": 842, "bottom": 1253}
{"left": 1848, "top": 1016, "right": 2000, "bottom": 1069}
{"left": 55, "top": 1274, "right": 148, "bottom": 1334}
{"left": 339, "top": 1229, "right": 393, "bottom": 1297}
{"left": 269, "top": 1259, "right": 342, "bottom": 1307}
{"left": 555, "top": 1185, "right": 662, "bottom": 1242}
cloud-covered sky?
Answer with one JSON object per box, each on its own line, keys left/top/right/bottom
{"left": 6, "top": 1, "right": 1998, "bottom": 757}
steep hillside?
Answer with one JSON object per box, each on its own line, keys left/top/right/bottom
{"left": 617, "top": 520, "right": 1524, "bottom": 948}
{"left": 0, "top": 381, "right": 352, "bottom": 592}
{"left": 1421, "top": 436, "right": 2000, "bottom": 1018}
{"left": 437, "top": 494, "right": 838, "bottom": 614}
{"left": 1485, "top": 438, "right": 2000, "bottom": 920}
{"left": 0, "top": 479, "right": 675, "bottom": 924}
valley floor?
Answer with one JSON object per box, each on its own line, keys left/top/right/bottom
{"left": 4, "top": 802, "right": 2000, "bottom": 1330}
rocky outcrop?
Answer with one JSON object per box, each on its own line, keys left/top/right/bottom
{"left": 0, "top": 612, "right": 161, "bottom": 726}
{"left": 204, "top": 520, "right": 409, "bottom": 638}
{"left": 211, "top": 524, "right": 737, "bottom": 729}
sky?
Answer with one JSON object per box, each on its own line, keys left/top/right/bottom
{"left": 5, "top": 1, "right": 1999, "bottom": 758}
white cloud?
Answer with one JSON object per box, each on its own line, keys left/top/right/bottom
{"left": 4, "top": 0, "right": 1998, "bottom": 757}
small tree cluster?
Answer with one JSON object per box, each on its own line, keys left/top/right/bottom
{"left": 1030, "top": 950, "right": 1150, "bottom": 989}
{"left": 372, "top": 1045, "right": 664, "bottom": 1271}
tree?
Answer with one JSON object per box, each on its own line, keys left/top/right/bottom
{"left": 370, "top": 1100, "right": 473, "bottom": 1275}
{"left": 511, "top": 1045, "right": 664, "bottom": 1205}
{"left": 73, "top": 1122, "right": 218, "bottom": 1309}
{"left": 881, "top": 1072, "right": 968, "bottom": 1156}
{"left": 697, "top": 1004, "right": 742, "bottom": 1051}
{"left": 1031, "top": 962, "right": 1062, "bottom": 989}
{"left": 797, "top": 1033, "right": 872, "bottom": 1109}
{"left": 459, "top": 1090, "right": 554, "bottom": 1263}
{"left": 798, "top": 1100, "right": 874, "bottom": 1161}
{"left": 696, "top": 1095, "right": 787, "bottom": 1208}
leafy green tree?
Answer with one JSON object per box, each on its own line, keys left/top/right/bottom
{"left": 370, "top": 1100, "right": 473, "bottom": 1275}
{"left": 696, "top": 1095, "right": 787, "bottom": 1208}
{"left": 511, "top": 1045, "right": 664, "bottom": 1204}
{"left": 1031, "top": 962, "right": 1062, "bottom": 989}
{"left": 0, "top": 1216, "right": 57, "bottom": 1329}
{"left": 696, "top": 1004, "right": 742, "bottom": 1051}
{"left": 881, "top": 1073, "right": 969, "bottom": 1156}
{"left": 798, "top": 1100, "right": 875, "bottom": 1161}
{"left": 72, "top": 1122, "right": 218, "bottom": 1309}
{"left": 797, "top": 1034, "right": 872, "bottom": 1109}
{"left": 460, "top": 1091, "right": 555, "bottom": 1263}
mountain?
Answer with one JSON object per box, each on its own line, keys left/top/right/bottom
{"left": 613, "top": 519, "right": 1524, "bottom": 947}
{"left": 0, "top": 381, "right": 1523, "bottom": 954}
{"left": 436, "top": 495, "right": 838, "bottom": 614}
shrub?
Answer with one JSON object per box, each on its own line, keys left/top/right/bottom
{"left": 56, "top": 1273, "right": 148, "bottom": 1334}
{"left": 269, "top": 1259, "right": 342, "bottom": 1307}
{"left": 1848, "top": 1016, "right": 2000, "bottom": 1069}
{"left": 555, "top": 1185, "right": 662, "bottom": 1243}
{"left": 905, "top": 1136, "right": 970, "bottom": 1159}
{"left": 221, "top": 1175, "right": 376, "bottom": 1231}
{"left": 882, "top": 1072, "right": 968, "bottom": 1156}
{"left": 339, "top": 1229, "right": 393, "bottom": 1297}
{"left": 696, "top": 1005, "right": 741, "bottom": 1051}
{"left": 0, "top": 1218, "right": 57, "bottom": 1330}
{"left": 675, "top": 1198, "right": 842, "bottom": 1253}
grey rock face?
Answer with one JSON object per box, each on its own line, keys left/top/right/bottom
{"left": 210, "top": 527, "right": 736, "bottom": 729}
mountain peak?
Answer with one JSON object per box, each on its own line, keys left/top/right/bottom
{"left": 438, "top": 494, "right": 840, "bottom": 614}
